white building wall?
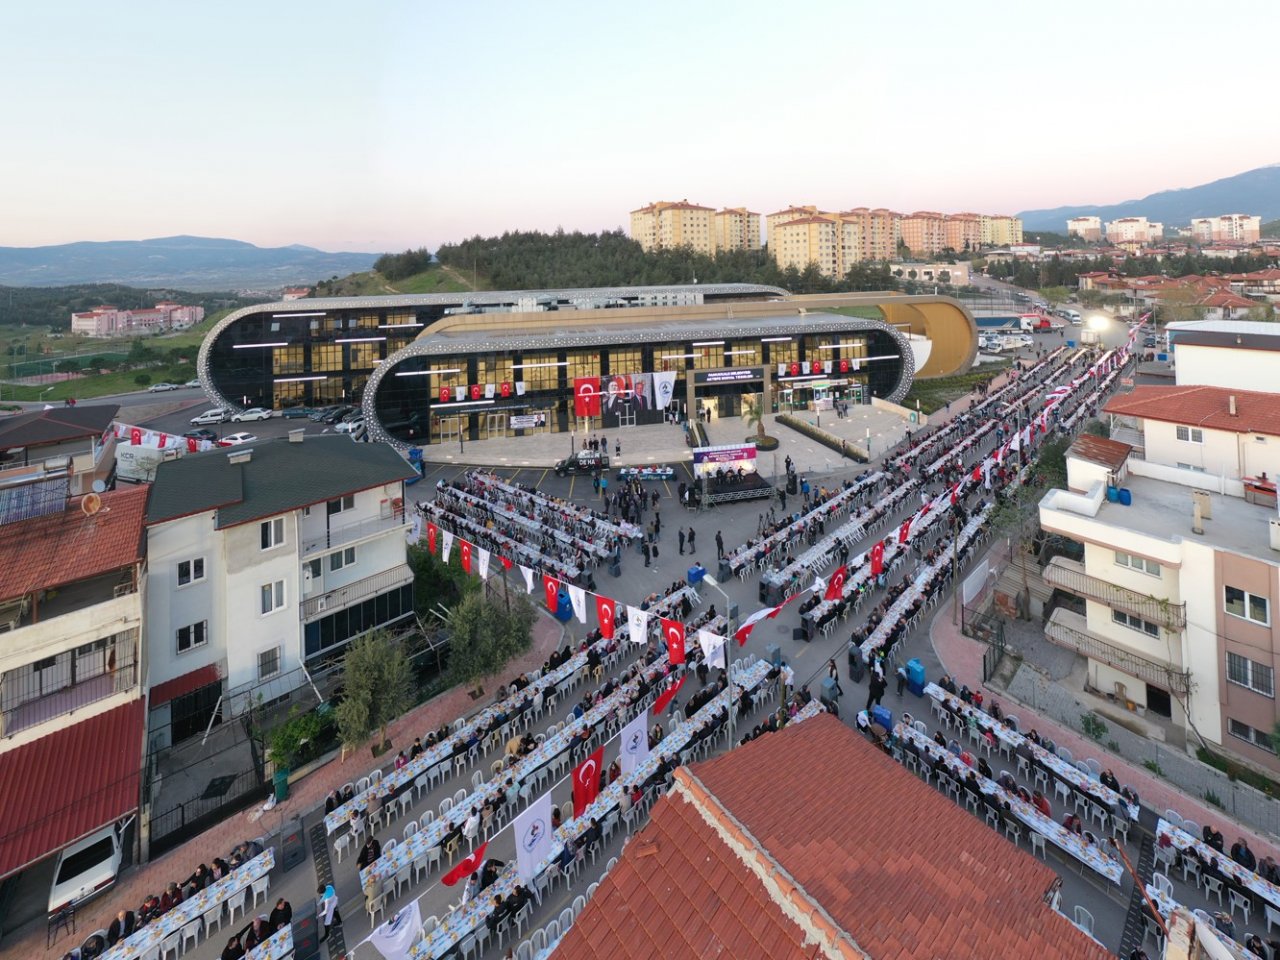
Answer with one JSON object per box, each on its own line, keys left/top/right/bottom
{"left": 144, "top": 513, "right": 226, "bottom": 692}
{"left": 1141, "top": 418, "right": 1280, "bottom": 480}
{"left": 1180, "top": 540, "right": 1223, "bottom": 743}
{"left": 1174, "top": 343, "right": 1280, "bottom": 394}
{"left": 222, "top": 514, "right": 301, "bottom": 694}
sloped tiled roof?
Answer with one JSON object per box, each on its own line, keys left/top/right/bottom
{"left": 1069, "top": 434, "right": 1133, "bottom": 472}
{"left": 557, "top": 715, "right": 1109, "bottom": 960}
{"left": 1105, "top": 385, "right": 1280, "bottom": 437}
{"left": 0, "top": 700, "right": 144, "bottom": 879}
{"left": 0, "top": 485, "right": 147, "bottom": 604}
{"left": 0, "top": 404, "right": 118, "bottom": 452}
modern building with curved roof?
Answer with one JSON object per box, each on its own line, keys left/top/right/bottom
{"left": 196, "top": 285, "right": 976, "bottom": 448}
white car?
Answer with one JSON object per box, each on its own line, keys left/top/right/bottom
{"left": 184, "top": 378, "right": 201, "bottom": 388}
{"left": 231, "top": 408, "right": 272, "bottom": 423}
{"left": 147, "top": 382, "right": 178, "bottom": 392}
{"left": 222, "top": 432, "right": 257, "bottom": 445}
{"left": 190, "top": 408, "right": 230, "bottom": 425}
{"left": 49, "top": 824, "right": 122, "bottom": 914}
{"left": 335, "top": 417, "right": 364, "bottom": 434}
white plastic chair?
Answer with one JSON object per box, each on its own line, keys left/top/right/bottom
{"left": 251, "top": 874, "right": 270, "bottom": 908}
{"left": 180, "top": 917, "right": 202, "bottom": 952}
{"left": 1073, "top": 905, "right": 1094, "bottom": 937}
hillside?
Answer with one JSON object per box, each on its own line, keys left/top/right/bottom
{"left": 1018, "top": 164, "right": 1280, "bottom": 230}
{"left": 0, "top": 235, "right": 378, "bottom": 290}
{"left": 311, "top": 262, "right": 482, "bottom": 298}
{"left": 1263, "top": 219, "right": 1280, "bottom": 238}
{"left": 0, "top": 282, "right": 259, "bottom": 329}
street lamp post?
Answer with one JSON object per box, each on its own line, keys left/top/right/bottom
{"left": 702, "top": 575, "right": 737, "bottom": 747}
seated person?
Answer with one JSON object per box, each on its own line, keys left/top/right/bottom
{"left": 269, "top": 897, "right": 292, "bottom": 931}
{"left": 106, "top": 909, "right": 136, "bottom": 946}
{"left": 485, "top": 894, "right": 510, "bottom": 935}
{"left": 356, "top": 835, "right": 382, "bottom": 870}
{"left": 220, "top": 935, "right": 246, "bottom": 960}
{"left": 243, "top": 917, "right": 272, "bottom": 951}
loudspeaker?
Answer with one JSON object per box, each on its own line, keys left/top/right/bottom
{"left": 292, "top": 903, "right": 320, "bottom": 960}
{"left": 281, "top": 818, "right": 306, "bottom": 872}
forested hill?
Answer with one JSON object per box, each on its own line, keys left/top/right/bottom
{"left": 434, "top": 229, "right": 898, "bottom": 294}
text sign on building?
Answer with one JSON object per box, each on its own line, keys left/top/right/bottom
{"left": 693, "top": 366, "right": 764, "bottom": 386}
{"left": 510, "top": 413, "right": 546, "bottom": 429}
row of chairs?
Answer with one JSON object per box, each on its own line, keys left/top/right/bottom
{"left": 136, "top": 874, "right": 271, "bottom": 960}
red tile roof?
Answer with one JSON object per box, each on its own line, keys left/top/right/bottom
{"left": 0, "top": 485, "right": 147, "bottom": 604}
{"left": 557, "top": 715, "right": 1108, "bottom": 960}
{"left": 1105, "top": 385, "right": 1280, "bottom": 436}
{"left": 0, "top": 700, "right": 144, "bottom": 879}
{"left": 149, "top": 664, "right": 222, "bottom": 707}
{"left": 1069, "top": 434, "right": 1133, "bottom": 472}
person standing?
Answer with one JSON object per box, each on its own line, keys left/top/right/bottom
{"left": 317, "top": 884, "right": 341, "bottom": 942}
{"left": 687, "top": 527, "right": 696, "bottom": 552}
{"left": 615, "top": 439, "right": 621, "bottom": 458}
{"left": 653, "top": 510, "right": 661, "bottom": 537}
{"left": 678, "top": 528, "right": 686, "bottom": 555}
{"left": 827, "top": 658, "right": 843, "bottom": 697}
{"left": 715, "top": 531, "right": 724, "bottom": 560}
{"left": 643, "top": 542, "right": 651, "bottom": 567}
{"left": 866, "top": 670, "right": 887, "bottom": 712}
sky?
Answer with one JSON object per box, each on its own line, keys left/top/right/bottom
{"left": 2, "top": 0, "right": 1278, "bottom": 252}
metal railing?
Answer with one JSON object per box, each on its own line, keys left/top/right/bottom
{"left": 1044, "top": 608, "right": 1190, "bottom": 696}
{"left": 300, "top": 563, "right": 414, "bottom": 620}
{"left": 300, "top": 506, "right": 407, "bottom": 557}
{"left": 1, "top": 638, "right": 138, "bottom": 737}
{"left": 1042, "top": 557, "right": 1185, "bottom": 631}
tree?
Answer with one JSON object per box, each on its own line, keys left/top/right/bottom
{"left": 54, "top": 358, "right": 80, "bottom": 373}
{"left": 335, "top": 630, "right": 413, "bottom": 754}
{"left": 133, "top": 372, "right": 151, "bottom": 386}
{"left": 445, "top": 588, "right": 535, "bottom": 691}
{"left": 742, "top": 394, "right": 770, "bottom": 444}
{"left": 407, "top": 543, "right": 478, "bottom": 619}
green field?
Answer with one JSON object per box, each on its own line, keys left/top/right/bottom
{"left": 825, "top": 305, "right": 886, "bottom": 321}
{"left": 313, "top": 263, "right": 483, "bottom": 298}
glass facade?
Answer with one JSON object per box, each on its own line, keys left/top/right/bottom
{"left": 303, "top": 583, "right": 414, "bottom": 660}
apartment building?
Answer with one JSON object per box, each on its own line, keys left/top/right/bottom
{"left": 629, "top": 200, "right": 717, "bottom": 255}
{"left": 1191, "top": 214, "right": 1262, "bottom": 245}
{"left": 1039, "top": 390, "right": 1280, "bottom": 773}
{"left": 944, "top": 212, "right": 983, "bottom": 252}
{"left": 981, "top": 214, "right": 1024, "bottom": 247}
{"left": 713, "top": 207, "right": 762, "bottom": 252}
{"left": 899, "top": 211, "right": 947, "bottom": 257}
{"left": 1067, "top": 216, "right": 1103, "bottom": 242}
{"left": 765, "top": 206, "right": 820, "bottom": 247}
{"left": 0, "top": 481, "right": 147, "bottom": 883}
{"left": 70, "top": 302, "right": 205, "bottom": 338}
{"left": 1105, "top": 217, "right": 1163, "bottom": 244}
{"left": 142, "top": 434, "right": 417, "bottom": 750}
{"left": 839, "top": 207, "right": 902, "bottom": 261}
{"left": 771, "top": 215, "right": 842, "bottom": 277}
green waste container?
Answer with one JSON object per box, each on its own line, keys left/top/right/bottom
{"left": 273, "top": 768, "right": 290, "bottom": 802}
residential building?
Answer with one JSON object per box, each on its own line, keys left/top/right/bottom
{"left": 555, "top": 714, "right": 1109, "bottom": 960}
{"left": 1164, "top": 323, "right": 1280, "bottom": 393}
{"left": 1067, "top": 216, "right": 1103, "bottom": 242}
{"left": 1191, "top": 214, "right": 1261, "bottom": 245}
{"left": 629, "top": 200, "right": 717, "bottom": 254}
{"left": 281, "top": 287, "right": 312, "bottom": 301}
{"left": 944, "top": 211, "right": 984, "bottom": 252}
{"left": 142, "top": 434, "right": 418, "bottom": 750}
{"left": 70, "top": 302, "right": 205, "bottom": 338}
{"left": 899, "top": 210, "right": 947, "bottom": 256}
{"left": 771, "top": 214, "right": 842, "bottom": 277}
{"left": 1040, "top": 393, "right": 1280, "bottom": 773}
{"left": 981, "top": 214, "right": 1024, "bottom": 246}
{"left": 764, "top": 205, "right": 820, "bottom": 247}
{"left": 840, "top": 206, "right": 902, "bottom": 261}
{"left": 1227, "top": 268, "right": 1280, "bottom": 299}
{"left": 0, "top": 482, "right": 147, "bottom": 883}
{"left": 890, "top": 261, "right": 971, "bottom": 286}
{"left": 712, "top": 207, "right": 761, "bottom": 252}
{"left": 0, "top": 404, "right": 120, "bottom": 496}
{"left": 1105, "top": 217, "right": 1163, "bottom": 244}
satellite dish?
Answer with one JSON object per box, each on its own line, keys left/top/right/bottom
{"left": 92, "top": 479, "right": 107, "bottom": 494}
{"left": 81, "top": 493, "right": 102, "bottom": 516}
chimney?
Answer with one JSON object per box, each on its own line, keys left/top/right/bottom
{"left": 288, "top": 428, "right": 305, "bottom": 443}
{"left": 1229, "top": 395, "right": 1238, "bottom": 417}
{"left": 1192, "top": 500, "right": 1204, "bottom": 535}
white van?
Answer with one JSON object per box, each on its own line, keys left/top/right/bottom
{"left": 1063, "top": 310, "right": 1082, "bottom": 324}
{"left": 49, "top": 824, "right": 123, "bottom": 914}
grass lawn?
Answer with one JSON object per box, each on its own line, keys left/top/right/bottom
{"left": 0, "top": 364, "right": 201, "bottom": 403}
{"left": 825, "top": 305, "right": 886, "bottom": 321}
{"left": 904, "top": 360, "right": 1012, "bottom": 414}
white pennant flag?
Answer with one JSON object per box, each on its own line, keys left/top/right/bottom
{"left": 618, "top": 707, "right": 650, "bottom": 778}
{"left": 519, "top": 564, "right": 534, "bottom": 593}
{"left": 697, "top": 630, "right": 726, "bottom": 669}
{"left": 652, "top": 370, "right": 677, "bottom": 410}
{"left": 512, "top": 790, "right": 555, "bottom": 883}
{"left": 627, "top": 605, "right": 649, "bottom": 644}
{"left": 442, "top": 531, "right": 454, "bottom": 563}
{"left": 515, "top": 382, "right": 527, "bottom": 396}
{"left": 567, "top": 584, "right": 588, "bottom": 624}
{"left": 477, "top": 547, "right": 491, "bottom": 580}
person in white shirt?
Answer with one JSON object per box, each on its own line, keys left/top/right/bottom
{"left": 317, "top": 883, "right": 341, "bottom": 942}
{"left": 462, "top": 806, "right": 481, "bottom": 845}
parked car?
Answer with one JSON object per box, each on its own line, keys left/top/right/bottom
{"left": 308, "top": 406, "right": 336, "bottom": 422}
{"left": 1143, "top": 336, "right": 1158, "bottom": 348}
{"left": 281, "top": 406, "right": 311, "bottom": 419}
{"left": 555, "top": 450, "right": 610, "bottom": 476}
{"left": 335, "top": 416, "right": 364, "bottom": 434}
{"left": 231, "top": 407, "right": 272, "bottom": 423}
{"left": 190, "top": 408, "right": 230, "bottom": 425}
{"left": 147, "top": 382, "right": 179, "bottom": 392}
{"left": 48, "top": 824, "right": 122, "bottom": 914}
{"left": 184, "top": 378, "right": 201, "bottom": 388}
{"left": 321, "top": 406, "right": 354, "bottom": 425}
{"left": 183, "top": 429, "right": 218, "bottom": 442}
{"left": 221, "top": 432, "right": 257, "bottom": 445}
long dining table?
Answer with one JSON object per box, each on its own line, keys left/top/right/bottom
{"left": 246, "top": 925, "right": 293, "bottom": 960}
{"left": 468, "top": 470, "right": 642, "bottom": 542}
{"left": 1156, "top": 818, "right": 1280, "bottom": 910}
{"left": 408, "top": 658, "right": 773, "bottom": 959}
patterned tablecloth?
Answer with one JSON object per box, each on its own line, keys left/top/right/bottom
{"left": 1156, "top": 818, "right": 1280, "bottom": 909}
{"left": 246, "top": 925, "right": 292, "bottom": 960}
{"left": 408, "top": 659, "right": 773, "bottom": 960}
{"left": 102, "top": 848, "right": 275, "bottom": 960}
{"left": 789, "top": 699, "right": 827, "bottom": 726}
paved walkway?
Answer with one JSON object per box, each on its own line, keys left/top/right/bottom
{"left": 9, "top": 616, "right": 565, "bottom": 960}
{"left": 416, "top": 421, "right": 695, "bottom": 469}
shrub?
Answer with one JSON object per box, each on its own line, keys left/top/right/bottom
{"left": 1080, "top": 712, "right": 1107, "bottom": 741}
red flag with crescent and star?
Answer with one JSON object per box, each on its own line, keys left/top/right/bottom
{"left": 573, "top": 377, "right": 601, "bottom": 417}
{"left": 542, "top": 574, "right": 560, "bottom": 612}
{"left": 460, "top": 540, "right": 472, "bottom": 575}
{"left": 870, "top": 540, "right": 886, "bottom": 577}
{"left": 898, "top": 515, "right": 913, "bottom": 545}
{"left": 823, "top": 565, "right": 848, "bottom": 602}
{"left": 660, "top": 617, "right": 686, "bottom": 664}
{"left": 500, "top": 381, "right": 511, "bottom": 398}
{"left": 438, "top": 386, "right": 450, "bottom": 404}
{"left": 652, "top": 675, "right": 686, "bottom": 716}
{"left": 426, "top": 522, "right": 438, "bottom": 554}
{"left": 595, "top": 595, "right": 616, "bottom": 640}
{"left": 441, "top": 841, "right": 489, "bottom": 886}
{"left": 571, "top": 746, "right": 605, "bottom": 818}
{"left": 470, "top": 383, "right": 482, "bottom": 401}
{"left": 499, "top": 555, "right": 513, "bottom": 571}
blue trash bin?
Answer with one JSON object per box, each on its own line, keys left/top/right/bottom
{"left": 766, "top": 644, "right": 782, "bottom": 668}
{"left": 906, "top": 658, "right": 926, "bottom": 697}
{"left": 1118, "top": 488, "right": 1132, "bottom": 506}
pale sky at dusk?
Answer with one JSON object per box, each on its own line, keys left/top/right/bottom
{"left": 2, "top": 0, "right": 1277, "bottom": 252}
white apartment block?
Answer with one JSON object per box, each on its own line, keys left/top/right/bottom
{"left": 1191, "top": 214, "right": 1262, "bottom": 245}
{"left": 70, "top": 302, "right": 205, "bottom": 338}
{"left": 1066, "top": 216, "right": 1103, "bottom": 242}
{"left": 1105, "top": 217, "right": 1163, "bottom": 244}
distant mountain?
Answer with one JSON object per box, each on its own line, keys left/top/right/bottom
{"left": 0, "top": 236, "right": 379, "bottom": 290}
{"left": 1018, "top": 164, "right": 1280, "bottom": 231}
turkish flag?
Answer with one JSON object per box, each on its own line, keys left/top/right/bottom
{"left": 500, "top": 381, "right": 511, "bottom": 398}
{"left": 824, "top": 565, "right": 848, "bottom": 602}
{"left": 661, "top": 618, "right": 686, "bottom": 664}
{"left": 596, "top": 595, "right": 616, "bottom": 640}
{"left": 427, "top": 522, "right": 438, "bottom": 554}
{"left": 460, "top": 540, "right": 472, "bottom": 575}
{"left": 573, "top": 377, "right": 601, "bottom": 417}
{"left": 810, "top": 359, "right": 823, "bottom": 375}
{"left": 130, "top": 427, "right": 142, "bottom": 446}
{"left": 571, "top": 746, "right": 605, "bottom": 818}
{"left": 789, "top": 361, "right": 800, "bottom": 377}
{"left": 972, "top": 463, "right": 982, "bottom": 483}
{"left": 652, "top": 675, "right": 686, "bottom": 716}
{"left": 470, "top": 383, "right": 482, "bottom": 401}
{"left": 950, "top": 482, "right": 961, "bottom": 506}
{"left": 542, "top": 574, "right": 560, "bottom": 612}
{"left": 839, "top": 358, "right": 850, "bottom": 373}
{"left": 898, "top": 516, "right": 913, "bottom": 545}
{"left": 734, "top": 605, "right": 776, "bottom": 645}
{"left": 499, "top": 555, "right": 513, "bottom": 570}
{"left": 441, "top": 841, "right": 489, "bottom": 886}
{"left": 870, "top": 540, "right": 886, "bottom": 578}
{"left": 438, "top": 386, "right": 450, "bottom": 404}
{"left": 187, "top": 437, "right": 199, "bottom": 453}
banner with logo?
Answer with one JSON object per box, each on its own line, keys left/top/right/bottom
{"left": 652, "top": 370, "right": 678, "bottom": 409}
{"left": 513, "top": 790, "right": 554, "bottom": 883}
{"left": 697, "top": 630, "right": 726, "bottom": 668}
{"left": 619, "top": 706, "right": 650, "bottom": 777}
{"left": 601, "top": 373, "right": 652, "bottom": 427}
{"left": 692, "top": 443, "right": 757, "bottom": 479}
{"left": 441, "top": 531, "right": 454, "bottom": 564}
{"left": 573, "top": 377, "right": 601, "bottom": 417}
{"left": 627, "top": 605, "right": 649, "bottom": 644}
{"left": 510, "top": 413, "right": 546, "bottom": 430}
{"left": 567, "top": 584, "right": 588, "bottom": 624}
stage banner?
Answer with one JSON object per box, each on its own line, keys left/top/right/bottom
{"left": 692, "top": 443, "right": 757, "bottom": 479}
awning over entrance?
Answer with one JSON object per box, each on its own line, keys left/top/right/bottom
{"left": 0, "top": 699, "right": 144, "bottom": 879}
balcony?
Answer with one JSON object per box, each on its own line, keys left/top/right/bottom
{"left": 1042, "top": 557, "right": 1185, "bottom": 631}
{"left": 300, "top": 506, "right": 408, "bottom": 558}
{"left": 1044, "top": 607, "right": 1190, "bottom": 697}
{"left": 1, "top": 631, "right": 138, "bottom": 738}
{"left": 300, "top": 563, "right": 414, "bottom": 621}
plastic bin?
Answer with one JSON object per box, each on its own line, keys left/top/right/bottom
{"left": 1106, "top": 486, "right": 1119, "bottom": 503}
{"left": 1118, "top": 488, "right": 1132, "bottom": 506}
{"left": 871, "top": 705, "right": 893, "bottom": 729}
{"left": 821, "top": 676, "right": 840, "bottom": 701}
{"left": 766, "top": 644, "right": 782, "bottom": 668}
{"left": 906, "top": 658, "right": 926, "bottom": 697}
{"left": 273, "top": 768, "right": 290, "bottom": 802}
